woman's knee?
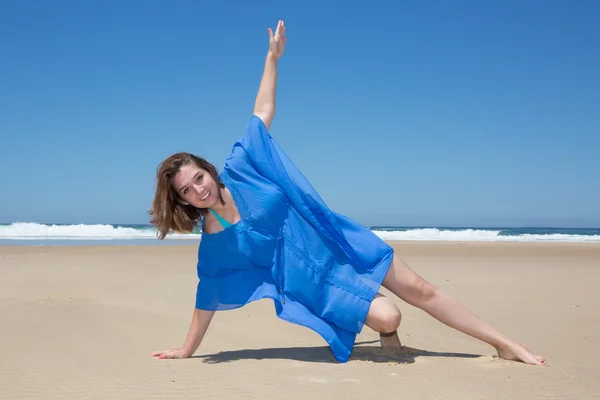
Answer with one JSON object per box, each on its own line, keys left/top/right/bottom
{"left": 415, "top": 278, "right": 437, "bottom": 304}
{"left": 383, "top": 306, "right": 402, "bottom": 332}
{"left": 366, "top": 294, "right": 402, "bottom": 333}
{"left": 384, "top": 255, "right": 438, "bottom": 307}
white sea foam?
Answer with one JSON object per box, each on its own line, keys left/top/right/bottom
{"left": 371, "top": 228, "right": 600, "bottom": 242}
{"left": 0, "top": 222, "right": 598, "bottom": 242}
{"left": 372, "top": 228, "right": 502, "bottom": 241}
{"left": 0, "top": 222, "right": 200, "bottom": 240}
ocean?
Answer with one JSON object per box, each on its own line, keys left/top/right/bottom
{"left": 0, "top": 222, "right": 599, "bottom": 246}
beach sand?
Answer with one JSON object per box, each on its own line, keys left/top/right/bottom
{"left": 1, "top": 241, "right": 599, "bottom": 399}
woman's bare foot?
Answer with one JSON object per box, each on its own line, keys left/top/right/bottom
{"left": 380, "top": 331, "right": 403, "bottom": 351}
{"left": 496, "top": 341, "right": 546, "bottom": 365}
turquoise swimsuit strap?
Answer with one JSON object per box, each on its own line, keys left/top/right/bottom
{"left": 207, "top": 209, "right": 233, "bottom": 229}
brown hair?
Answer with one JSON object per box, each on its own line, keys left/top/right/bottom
{"left": 149, "top": 152, "right": 226, "bottom": 240}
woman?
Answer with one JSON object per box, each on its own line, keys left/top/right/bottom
{"left": 149, "top": 20, "right": 545, "bottom": 365}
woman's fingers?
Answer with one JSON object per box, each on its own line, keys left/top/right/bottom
{"left": 279, "top": 21, "right": 285, "bottom": 38}
{"left": 150, "top": 350, "right": 173, "bottom": 358}
{"left": 151, "top": 349, "right": 185, "bottom": 359}
{"left": 275, "top": 20, "right": 284, "bottom": 38}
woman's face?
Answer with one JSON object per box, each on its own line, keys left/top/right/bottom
{"left": 172, "top": 163, "right": 220, "bottom": 209}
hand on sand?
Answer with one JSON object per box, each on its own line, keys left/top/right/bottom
{"left": 268, "top": 20, "right": 287, "bottom": 59}
{"left": 150, "top": 348, "right": 190, "bottom": 360}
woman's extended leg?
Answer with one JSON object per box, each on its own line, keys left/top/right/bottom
{"left": 381, "top": 254, "right": 546, "bottom": 365}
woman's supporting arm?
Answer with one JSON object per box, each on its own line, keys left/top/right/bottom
{"left": 150, "top": 308, "right": 215, "bottom": 359}
{"left": 180, "top": 308, "right": 215, "bottom": 357}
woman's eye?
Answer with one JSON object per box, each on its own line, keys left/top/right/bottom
{"left": 197, "top": 175, "right": 203, "bottom": 183}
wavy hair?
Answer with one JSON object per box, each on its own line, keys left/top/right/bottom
{"left": 149, "top": 152, "right": 226, "bottom": 240}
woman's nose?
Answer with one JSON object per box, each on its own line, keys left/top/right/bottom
{"left": 193, "top": 184, "right": 205, "bottom": 195}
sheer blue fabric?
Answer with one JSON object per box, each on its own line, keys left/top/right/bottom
{"left": 195, "top": 116, "right": 394, "bottom": 362}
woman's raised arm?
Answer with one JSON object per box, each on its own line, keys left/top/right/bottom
{"left": 253, "top": 20, "right": 287, "bottom": 130}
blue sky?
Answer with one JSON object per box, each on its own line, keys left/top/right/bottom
{"left": 1, "top": 0, "right": 598, "bottom": 227}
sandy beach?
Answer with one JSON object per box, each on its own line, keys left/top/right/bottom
{"left": 1, "top": 241, "right": 599, "bottom": 399}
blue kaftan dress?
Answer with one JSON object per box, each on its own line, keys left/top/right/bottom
{"left": 195, "top": 116, "right": 394, "bottom": 362}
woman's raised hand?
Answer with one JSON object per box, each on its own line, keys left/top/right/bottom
{"left": 268, "top": 20, "right": 287, "bottom": 59}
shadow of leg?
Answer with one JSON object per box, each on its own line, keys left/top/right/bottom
{"left": 192, "top": 340, "right": 483, "bottom": 365}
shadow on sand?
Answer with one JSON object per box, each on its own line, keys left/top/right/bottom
{"left": 192, "top": 340, "right": 482, "bottom": 364}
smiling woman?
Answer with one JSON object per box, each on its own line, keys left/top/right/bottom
{"left": 147, "top": 20, "right": 545, "bottom": 366}
{"left": 149, "top": 152, "right": 229, "bottom": 239}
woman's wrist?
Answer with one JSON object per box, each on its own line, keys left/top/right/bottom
{"left": 266, "top": 50, "right": 279, "bottom": 61}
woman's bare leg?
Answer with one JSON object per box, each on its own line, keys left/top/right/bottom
{"left": 364, "top": 293, "right": 403, "bottom": 350}
{"left": 381, "top": 254, "right": 546, "bottom": 365}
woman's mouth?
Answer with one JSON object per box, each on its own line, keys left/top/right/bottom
{"left": 200, "top": 191, "right": 210, "bottom": 201}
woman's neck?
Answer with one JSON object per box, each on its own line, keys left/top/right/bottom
{"left": 209, "top": 187, "right": 233, "bottom": 213}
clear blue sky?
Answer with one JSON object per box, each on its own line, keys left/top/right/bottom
{"left": 1, "top": 0, "right": 598, "bottom": 228}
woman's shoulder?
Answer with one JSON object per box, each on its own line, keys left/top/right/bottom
{"left": 240, "top": 115, "right": 270, "bottom": 143}
{"left": 249, "top": 114, "right": 268, "bottom": 128}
